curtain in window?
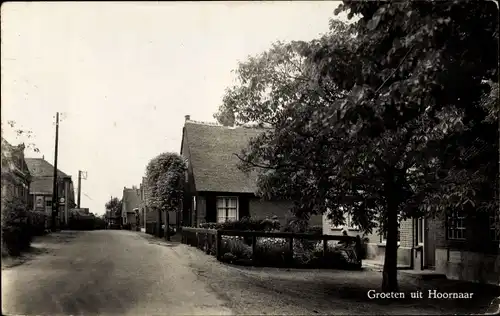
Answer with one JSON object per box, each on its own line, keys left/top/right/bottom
{"left": 216, "top": 197, "right": 238, "bottom": 223}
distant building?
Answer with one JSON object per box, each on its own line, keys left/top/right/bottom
{"left": 122, "top": 186, "right": 141, "bottom": 230}
{"left": 25, "top": 158, "right": 76, "bottom": 228}
{"left": 1, "top": 138, "right": 31, "bottom": 205}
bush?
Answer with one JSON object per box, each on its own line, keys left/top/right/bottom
{"left": 220, "top": 236, "right": 252, "bottom": 261}
{"left": 199, "top": 216, "right": 281, "bottom": 232}
{"left": 29, "top": 210, "right": 48, "bottom": 236}
{"left": 68, "top": 214, "right": 107, "bottom": 230}
{"left": 254, "top": 237, "right": 290, "bottom": 266}
{"left": 1, "top": 196, "right": 32, "bottom": 256}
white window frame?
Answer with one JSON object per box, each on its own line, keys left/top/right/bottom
{"left": 329, "top": 212, "right": 359, "bottom": 230}
{"left": 447, "top": 212, "right": 466, "bottom": 240}
{"left": 490, "top": 212, "right": 499, "bottom": 242}
{"left": 216, "top": 196, "right": 239, "bottom": 223}
{"left": 417, "top": 217, "right": 425, "bottom": 245}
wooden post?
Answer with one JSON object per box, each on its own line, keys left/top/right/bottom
{"left": 252, "top": 235, "right": 257, "bottom": 262}
{"left": 216, "top": 230, "right": 222, "bottom": 261}
{"left": 288, "top": 237, "right": 294, "bottom": 263}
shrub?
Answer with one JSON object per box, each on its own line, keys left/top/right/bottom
{"left": 1, "top": 196, "right": 32, "bottom": 256}
{"left": 254, "top": 237, "right": 290, "bottom": 265}
{"left": 28, "top": 210, "right": 48, "bottom": 236}
{"left": 220, "top": 236, "right": 252, "bottom": 260}
{"left": 199, "top": 217, "right": 281, "bottom": 232}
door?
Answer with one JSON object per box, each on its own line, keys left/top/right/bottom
{"left": 423, "top": 218, "right": 436, "bottom": 269}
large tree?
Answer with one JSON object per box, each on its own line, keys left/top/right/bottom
{"left": 105, "top": 197, "right": 123, "bottom": 220}
{"left": 217, "top": 1, "right": 498, "bottom": 292}
{"left": 145, "top": 152, "right": 187, "bottom": 241}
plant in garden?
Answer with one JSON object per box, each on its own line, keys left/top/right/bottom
{"left": 221, "top": 237, "right": 252, "bottom": 261}
{"left": 216, "top": 1, "right": 498, "bottom": 291}
{"left": 145, "top": 152, "right": 187, "bottom": 240}
{"left": 1, "top": 195, "right": 32, "bottom": 256}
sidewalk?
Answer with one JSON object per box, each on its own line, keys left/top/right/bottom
{"left": 362, "top": 259, "right": 447, "bottom": 280}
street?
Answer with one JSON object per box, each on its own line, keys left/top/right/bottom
{"left": 2, "top": 230, "right": 498, "bottom": 316}
{"left": 2, "top": 231, "right": 232, "bottom": 316}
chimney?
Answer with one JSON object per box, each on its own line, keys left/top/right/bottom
{"left": 185, "top": 115, "right": 190, "bottom": 121}
{"left": 42, "top": 155, "right": 45, "bottom": 160}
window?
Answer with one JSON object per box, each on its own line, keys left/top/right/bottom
{"left": 45, "top": 199, "right": 52, "bottom": 207}
{"left": 447, "top": 212, "right": 466, "bottom": 240}
{"left": 417, "top": 217, "right": 424, "bottom": 245}
{"left": 381, "top": 216, "right": 401, "bottom": 244}
{"left": 217, "top": 197, "right": 238, "bottom": 223}
{"left": 330, "top": 212, "right": 359, "bottom": 230}
{"left": 490, "top": 212, "right": 499, "bottom": 242}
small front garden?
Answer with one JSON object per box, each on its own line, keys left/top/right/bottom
{"left": 182, "top": 217, "right": 363, "bottom": 270}
{"left": 1, "top": 196, "right": 48, "bottom": 257}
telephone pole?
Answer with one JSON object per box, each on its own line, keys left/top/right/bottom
{"left": 77, "top": 171, "right": 81, "bottom": 208}
{"left": 51, "top": 112, "right": 60, "bottom": 232}
{"left": 77, "top": 170, "right": 87, "bottom": 208}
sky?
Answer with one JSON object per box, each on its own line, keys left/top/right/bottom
{"left": 1, "top": 1, "right": 342, "bottom": 215}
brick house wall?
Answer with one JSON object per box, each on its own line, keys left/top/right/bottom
{"left": 433, "top": 211, "right": 499, "bottom": 286}
{"left": 249, "top": 199, "right": 322, "bottom": 227}
{"left": 187, "top": 192, "right": 321, "bottom": 229}
{"left": 323, "top": 214, "right": 415, "bottom": 266}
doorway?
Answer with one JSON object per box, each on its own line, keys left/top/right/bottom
{"left": 417, "top": 217, "right": 436, "bottom": 269}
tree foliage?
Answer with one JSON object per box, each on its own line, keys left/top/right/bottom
{"left": 1, "top": 120, "right": 40, "bottom": 153}
{"left": 144, "top": 152, "right": 187, "bottom": 213}
{"left": 217, "top": 1, "right": 498, "bottom": 291}
{"left": 214, "top": 20, "right": 355, "bottom": 127}
{"left": 105, "top": 197, "right": 123, "bottom": 218}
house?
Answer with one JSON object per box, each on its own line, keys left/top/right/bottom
{"left": 1, "top": 138, "right": 31, "bottom": 205}
{"left": 25, "top": 158, "right": 76, "bottom": 228}
{"left": 180, "top": 115, "right": 322, "bottom": 228}
{"left": 323, "top": 208, "right": 500, "bottom": 286}
{"left": 122, "top": 186, "right": 141, "bottom": 230}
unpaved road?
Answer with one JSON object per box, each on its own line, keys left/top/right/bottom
{"left": 2, "top": 230, "right": 232, "bottom": 316}
{"left": 2, "top": 230, "right": 498, "bottom": 316}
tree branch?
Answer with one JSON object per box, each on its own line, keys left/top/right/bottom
{"left": 375, "top": 45, "right": 415, "bottom": 95}
{"left": 233, "top": 153, "right": 278, "bottom": 169}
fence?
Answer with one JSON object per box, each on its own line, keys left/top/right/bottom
{"left": 181, "top": 227, "right": 362, "bottom": 269}
{"left": 146, "top": 222, "right": 158, "bottom": 236}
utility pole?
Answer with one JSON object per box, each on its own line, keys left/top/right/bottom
{"left": 51, "top": 112, "right": 60, "bottom": 232}
{"left": 77, "top": 171, "right": 82, "bottom": 208}
{"left": 77, "top": 170, "right": 87, "bottom": 208}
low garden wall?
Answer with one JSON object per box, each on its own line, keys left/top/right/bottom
{"left": 181, "top": 226, "right": 363, "bottom": 269}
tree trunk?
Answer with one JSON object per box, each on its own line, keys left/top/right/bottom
{"left": 382, "top": 195, "right": 399, "bottom": 292}
{"left": 165, "top": 210, "right": 170, "bottom": 241}
{"left": 157, "top": 208, "right": 162, "bottom": 238}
